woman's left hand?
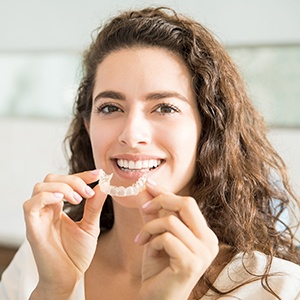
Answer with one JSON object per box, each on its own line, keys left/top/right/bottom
{"left": 135, "top": 179, "right": 219, "bottom": 300}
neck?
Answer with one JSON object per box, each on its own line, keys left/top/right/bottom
{"left": 95, "top": 201, "right": 235, "bottom": 290}
{"left": 98, "top": 202, "right": 145, "bottom": 278}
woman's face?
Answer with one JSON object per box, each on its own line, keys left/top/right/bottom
{"left": 87, "top": 47, "right": 201, "bottom": 199}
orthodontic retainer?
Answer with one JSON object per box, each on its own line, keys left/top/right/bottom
{"left": 98, "top": 169, "right": 146, "bottom": 197}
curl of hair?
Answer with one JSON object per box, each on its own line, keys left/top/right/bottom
{"left": 64, "top": 6, "right": 300, "bottom": 298}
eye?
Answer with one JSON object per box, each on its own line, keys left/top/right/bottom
{"left": 154, "top": 103, "right": 180, "bottom": 115}
{"left": 96, "top": 103, "right": 122, "bottom": 115}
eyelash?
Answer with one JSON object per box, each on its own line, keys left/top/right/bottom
{"left": 95, "top": 102, "right": 180, "bottom": 115}
{"left": 95, "top": 103, "right": 122, "bottom": 115}
{"left": 153, "top": 103, "right": 180, "bottom": 115}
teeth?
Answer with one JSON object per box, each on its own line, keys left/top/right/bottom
{"left": 117, "top": 159, "right": 161, "bottom": 170}
{"left": 98, "top": 169, "right": 146, "bottom": 197}
{"left": 128, "top": 161, "right": 135, "bottom": 169}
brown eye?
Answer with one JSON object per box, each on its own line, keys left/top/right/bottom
{"left": 96, "top": 103, "right": 122, "bottom": 115}
{"left": 154, "top": 103, "right": 180, "bottom": 115}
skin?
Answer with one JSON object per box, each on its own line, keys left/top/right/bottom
{"left": 24, "top": 47, "right": 219, "bottom": 300}
{"left": 88, "top": 47, "right": 201, "bottom": 202}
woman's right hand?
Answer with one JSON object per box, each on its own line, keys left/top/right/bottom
{"left": 23, "top": 169, "right": 106, "bottom": 299}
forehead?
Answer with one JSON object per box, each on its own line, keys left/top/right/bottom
{"left": 93, "top": 47, "right": 194, "bottom": 98}
{"left": 97, "top": 46, "right": 190, "bottom": 73}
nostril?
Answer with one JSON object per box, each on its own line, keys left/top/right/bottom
{"left": 118, "top": 130, "right": 151, "bottom": 147}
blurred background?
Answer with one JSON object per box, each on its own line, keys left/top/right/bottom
{"left": 0, "top": 0, "right": 299, "bottom": 273}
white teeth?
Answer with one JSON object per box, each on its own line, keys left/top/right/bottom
{"left": 135, "top": 160, "right": 143, "bottom": 169}
{"left": 128, "top": 160, "right": 135, "bottom": 169}
{"left": 117, "top": 159, "right": 161, "bottom": 170}
{"left": 98, "top": 169, "right": 146, "bottom": 197}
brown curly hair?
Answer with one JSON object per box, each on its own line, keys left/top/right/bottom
{"left": 64, "top": 6, "right": 300, "bottom": 298}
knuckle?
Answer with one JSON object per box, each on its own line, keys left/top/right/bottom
{"left": 44, "top": 173, "right": 55, "bottom": 182}
{"left": 161, "top": 231, "right": 173, "bottom": 243}
{"left": 178, "top": 196, "right": 197, "bottom": 211}
{"left": 190, "top": 258, "right": 205, "bottom": 274}
{"left": 209, "top": 229, "right": 219, "bottom": 247}
{"left": 157, "top": 193, "right": 166, "bottom": 203}
{"left": 70, "top": 174, "right": 84, "bottom": 186}
{"left": 165, "top": 214, "right": 178, "bottom": 228}
{"left": 212, "top": 239, "right": 220, "bottom": 257}
{"left": 184, "top": 196, "right": 197, "bottom": 207}
{"left": 205, "top": 233, "right": 219, "bottom": 260}
{"left": 178, "top": 255, "right": 199, "bottom": 274}
{"left": 33, "top": 182, "right": 43, "bottom": 192}
{"left": 22, "top": 199, "right": 30, "bottom": 212}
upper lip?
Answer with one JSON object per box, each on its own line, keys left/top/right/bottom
{"left": 111, "top": 153, "right": 165, "bottom": 161}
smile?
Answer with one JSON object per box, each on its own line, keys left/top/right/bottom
{"left": 116, "top": 159, "right": 162, "bottom": 172}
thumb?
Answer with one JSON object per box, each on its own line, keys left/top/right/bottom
{"left": 80, "top": 184, "right": 107, "bottom": 234}
{"left": 138, "top": 178, "right": 166, "bottom": 224}
{"left": 145, "top": 177, "right": 167, "bottom": 197}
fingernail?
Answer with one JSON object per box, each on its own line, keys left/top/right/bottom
{"left": 134, "top": 233, "right": 140, "bottom": 243}
{"left": 146, "top": 178, "right": 157, "bottom": 187}
{"left": 142, "top": 201, "right": 151, "bottom": 209}
{"left": 73, "top": 191, "right": 83, "bottom": 203}
{"left": 91, "top": 169, "right": 100, "bottom": 175}
{"left": 54, "top": 192, "right": 64, "bottom": 199}
{"left": 85, "top": 185, "right": 95, "bottom": 197}
{"left": 135, "top": 232, "right": 150, "bottom": 245}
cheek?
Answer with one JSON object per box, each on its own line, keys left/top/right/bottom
{"left": 165, "top": 121, "right": 199, "bottom": 150}
{"left": 89, "top": 122, "right": 114, "bottom": 162}
{"left": 175, "top": 122, "right": 200, "bottom": 170}
{"left": 158, "top": 121, "right": 199, "bottom": 168}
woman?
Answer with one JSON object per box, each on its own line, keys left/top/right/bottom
{"left": 1, "top": 6, "right": 300, "bottom": 300}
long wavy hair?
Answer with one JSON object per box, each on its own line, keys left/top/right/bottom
{"left": 64, "top": 6, "right": 300, "bottom": 298}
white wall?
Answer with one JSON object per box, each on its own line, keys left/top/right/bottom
{"left": 0, "top": 0, "right": 299, "bottom": 246}
{"left": 1, "top": 0, "right": 300, "bottom": 52}
{"left": 0, "top": 118, "right": 69, "bottom": 246}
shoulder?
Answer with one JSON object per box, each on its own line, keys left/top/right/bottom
{"left": 229, "top": 251, "right": 300, "bottom": 278}
{"left": 0, "top": 240, "right": 38, "bottom": 299}
{"left": 0, "top": 240, "right": 85, "bottom": 300}
{"left": 204, "top": 251, "right": 300, "bottom": 299}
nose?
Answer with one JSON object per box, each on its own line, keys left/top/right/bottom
{"left": 118, "top": 112, "right": 151, "bottom": 147}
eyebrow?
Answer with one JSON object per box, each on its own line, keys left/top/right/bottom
{"left": 146, "top": 91, "right": 188, "bottom": 102}
{"left": 93, "top": 90, "right": 188, "bottom": 103}
{"left": 93, "top": 90, "right": 125, "bottom": 103}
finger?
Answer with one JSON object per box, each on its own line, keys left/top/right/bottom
{"left": 145, "top": 178, "right": 169, "bottom": 197}
{"left": 43, "top": 169, "right": 102, "bottom": 198}
{"left": 33, "top": 182, "right": 86, "bottom": 205}
{"left": 135, "top": 215, "right": 199, "bottom": 253}
{"left": 148, "top": 233, "right": 216, "bottom": 276}
{"left": 143, "top": 182, "right": 207, "bottom": 239}
{"left": 38, "top": 169, "right": 103, "bottom": 203}
{"left": 138, "top": 176, "right": 177, "bottom": 224}
{"left": 147, "top": 233, "right": 195, "bottom": 270}
{"left": 74, "top": 169, "right": 102, "bottom": 184}
{"left": 23, "top": 191, "right": 64, "bottom": 215}
{"left": 44, "top": 169, "right": 101, "bottom": 184}
{"left": 23, "top": 192, "right": 65, "bottom": 242}
{"left": 79, "top": 185, "right": 107, "bottom": 235}
{"left": 137, "top": 189, "right": 159, "bottom": 224}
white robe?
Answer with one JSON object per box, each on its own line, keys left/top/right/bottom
{"left": 1, "top": 240, "right": 300, "bottom": 299}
